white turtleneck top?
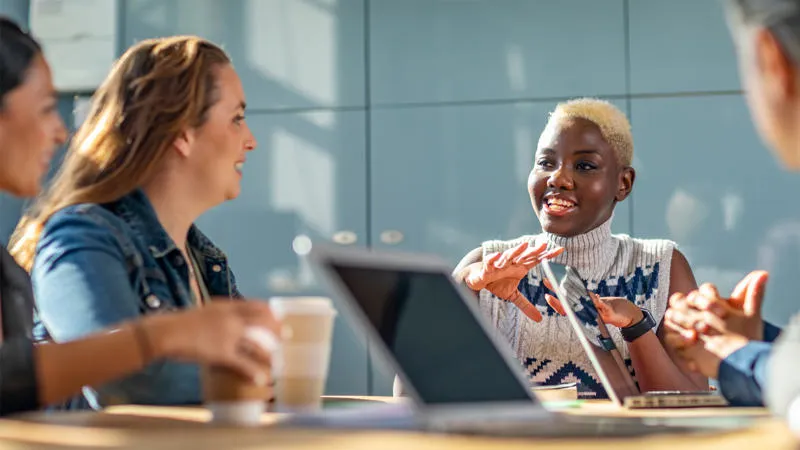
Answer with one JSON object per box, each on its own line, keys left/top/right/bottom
{"left": 478, "top": 217, "right": 675, "bottom": 398}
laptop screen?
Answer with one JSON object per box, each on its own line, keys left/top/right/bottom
{"left": 329, "top": 263, "right": 532, "bottom": 404}
{"left": 540, "top": 262, "right": 639, "bottom": 400}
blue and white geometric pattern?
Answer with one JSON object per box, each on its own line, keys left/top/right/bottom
{"left": 516, "top": 264, "right": 659, "bottom": 398}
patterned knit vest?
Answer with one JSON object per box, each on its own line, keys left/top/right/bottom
{"left": 478, "top": 217, "right": 675, "bottom": 399}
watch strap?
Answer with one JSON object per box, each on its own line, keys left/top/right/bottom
{"left": 621, "top": 309, "right": 656, "bottom": 342}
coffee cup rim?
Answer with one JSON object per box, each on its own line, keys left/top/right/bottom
{"left": 269, "top": 296, "right": 337, "bottom": 315}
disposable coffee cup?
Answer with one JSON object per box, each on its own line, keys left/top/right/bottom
{"left": 269, "top": 297, "right": 337, "bottom": 414}
{"left": 202, "top": 366, "right": 269, "bottom": 426}
{"left": 203, "top": 327, "right": 280, "bottom": 426}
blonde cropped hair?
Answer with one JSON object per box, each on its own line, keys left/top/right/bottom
{"left": 545, "top": 98, "right": 633, "bottom": 166}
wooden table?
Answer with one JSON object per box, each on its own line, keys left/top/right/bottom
{"left": 0, "top": 397, "right": 794, "bottom": 450}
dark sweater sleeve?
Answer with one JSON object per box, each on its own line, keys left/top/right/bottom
{"left": 0, "top": 336, "right": 39, "bottom": 415}
{"left": 763, "top": 321, "right": 782, "bottom": 342}
{"left": 717, "top": 340, "right": 771, "bottom": 406}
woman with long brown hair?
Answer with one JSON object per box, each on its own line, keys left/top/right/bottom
{"left": 10, "top": 32, "right": 272, "bottom": 407}
{"left": 0, "top": 17, "right": 279, "bottom": 415}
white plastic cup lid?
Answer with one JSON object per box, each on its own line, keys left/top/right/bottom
{"left": 269, "top": 297, "right": 337, "bottom": 316}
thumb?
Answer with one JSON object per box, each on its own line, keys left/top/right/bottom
{"left": 589, "top": 292, "right": 606, "bottom": 311}
{"left": 729, "top": 271, "right": 757, "bottom": 309}
{"left": 742, "top": 270, "right": 769, "bottom": 317}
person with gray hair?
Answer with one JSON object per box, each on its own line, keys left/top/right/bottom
{"left": 664, "top": 0, "right": 800, "bottom": 419}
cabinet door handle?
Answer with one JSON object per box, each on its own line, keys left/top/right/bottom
{"left": 332, "top": 230, "right": 358, "bottom": 245}
{"left": 380, "top": 230, "right": 404, "bottom": 245}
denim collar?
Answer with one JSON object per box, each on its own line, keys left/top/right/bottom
{"left": 110, "top": 189, "right": 226, "bottom": 261}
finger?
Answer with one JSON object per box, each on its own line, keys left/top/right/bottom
{"left": 538, "top": 246, "right": 565, "bottom": 260}
{"left": 240, "top": 302, "right": 283, "bottom": 335}
{"left": 532, "top": 242, "right": 548, "bottom": 252}
{"left": 698, "top": 283, "right": 721, "bottom": 304}
{"left": 687, "top": 291, "right": 729, "bottom": 318}
{"left": 520, "top": 256, "right": 544, "bottom": 269}
{"left": 544, "top": 293, "right": 567, "bottom": 316}
{"left": 664, "top": 311, "right": 700, "bottom": 342}
{"left": 686, "top": 291, "right": 702, "bottom": 310}
{"left": 515, "top": 244, "right": 549, "bottom": 265}
{"left": 668, "top": 292, "right": 687, "bottom": 309}
{"left": 520, "top": 248, "right": 564, "bottom": 267}
{"left": 664, "top": 307, "right": 699, "bottom": 331}
{"left": 501, "top": 242, "right": 529, "bottom": 267}
{"left": 664, "top": 331, "right": 692, "bottom": 351}
{"left": 520, "top": 242, "right": 548, "bottom": 259}
{"left": 588, "top": 292, "right": 607, "bottom": 312}
{"left": 485, "top": 252, "right": 503, "bottom": 271}
{"left": 223, "top": 355, "right": 272, "bottom": 387}
{"left": 243, "top": 326, "right": 281, "bottom": 357}
{"left": 730, "top": 271, "right": 759, "bottom": 308}
{"left": 513, "top": 248, "right": 541, "bottom": 264}
{"left": 509, "top": 291, "right": 542, "bottom": 322}
{"left": 743, "top": 270, "right": 769, "bottom": 317}
{"left": 678, "top": 326, "right": 698, "bottom": 341}
{"left": 694, "top": 311, "right": 728, "bottom": 334}
{"left": 542, "top": 277, "right": 554, "bottom": 291}
{"left": 507, "top": 242, "right": 530, "bottom": 259}
{"left": 238, "top": 336, "right": 274, "bottom": 368}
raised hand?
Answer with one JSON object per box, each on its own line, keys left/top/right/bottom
{"left": 465, "top": 242, "right": 563, "bottom": 290}
{"left": 463, "top": 242, "right": 563, "bottom": 322}
{"left": 663, "top": 271, "right": 769, "bottom": 378}
{"left": 542, "top": 278, "right": 642, "bottom": 328}
{"left": 674, "top": 271, "right": 768, "bottom": 342}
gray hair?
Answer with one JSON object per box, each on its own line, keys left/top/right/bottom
{"left": 727, "top": 0, "right": 800, "bottom": 63}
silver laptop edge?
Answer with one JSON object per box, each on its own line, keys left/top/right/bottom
{"left": 539, "top": 259, "right": 627, "bottom": 407}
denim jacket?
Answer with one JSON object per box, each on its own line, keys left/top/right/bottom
{"left": 31, "top": 189, "right": 241, "bottom": 408}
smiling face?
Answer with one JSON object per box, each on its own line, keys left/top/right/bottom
{"left": 184, "top": 64, "right": 257, "bottom": 204}
{"left": 529, "top": 117, "right": 634, "bottom": 237}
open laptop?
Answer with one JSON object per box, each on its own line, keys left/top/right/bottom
{"left": 305, "top": 243, "right": 756, "bottom": 437}
{"left": 538, "top": 260, "right": 729, "bottom": 409}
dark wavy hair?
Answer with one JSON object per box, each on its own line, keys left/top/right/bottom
{"left": 0, "top": 16, "right": 41, "bottom": 108}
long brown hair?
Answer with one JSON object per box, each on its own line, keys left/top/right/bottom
{"left": 10, "top": 35, "right": 230, "bottom": 271}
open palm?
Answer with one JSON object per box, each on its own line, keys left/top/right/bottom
{"left": 465, "top": 242, "right": 560, "bottom": 292}
{"left": 464, "top": 242, "right": 563, "bottom": 322}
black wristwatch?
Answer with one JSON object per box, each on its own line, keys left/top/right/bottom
{"left": 621, "top": 309, "right": 656, "bottom": 342}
